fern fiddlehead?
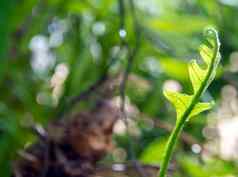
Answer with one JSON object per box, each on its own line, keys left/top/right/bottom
{"left": 158, "top": 28, "right": 221, "bottom": 177}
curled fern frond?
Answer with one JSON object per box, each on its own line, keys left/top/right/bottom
{"left": 159, "top": 28, "right": 221, "bottom": 177}
{"left": 164, "top": 28, "right": 220, "bottom": 122}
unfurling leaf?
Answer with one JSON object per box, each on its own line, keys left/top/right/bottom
{"left": 164, "top": 90, "right": 214, "bottom": 121}
{"left": 188, "top": 101, "right": 215, "bottom": 119}
{"left": 159, "top": 28, "right": 221, "bottom": 177}
{"left": 163, "top": 28, "right": 220, "bottom": 122}
{"left": 164, "top": 90, "right": 192, "bottom": 120}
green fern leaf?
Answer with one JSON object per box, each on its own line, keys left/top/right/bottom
{"left": 159, "top": 28, "right": 221, "bottom": 177}
{"left": 189, "top": 101, "right": 215, "bottom": 118}
{"left": 164, "top": 90, "right": 192, "bottom": 120}
{"left": 164, "top": 90, "right": 215, "bottom": 121}
{"left": 164, "top": 28, "right": 220, "bottom": 121}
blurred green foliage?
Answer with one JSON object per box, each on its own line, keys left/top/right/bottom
{"left": 1, "top": 0, "right": 238, "bottom": 176}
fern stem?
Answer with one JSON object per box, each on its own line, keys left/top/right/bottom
{"left": 158, "top": 119, "right": 184, "bottom": 177}
{"left": 158, "top": 29, "right": 219, "bottom": 177}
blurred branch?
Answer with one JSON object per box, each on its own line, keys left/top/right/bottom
{"left": 59, "top": 37, "right": 120, "bottom": 117}
{"left": 154, "top": 118, "right": 200, "bottom": 146}
{"left": 55, "top": 0, "right": 143, "bottom": 119}
{"left": 57, "top": 0, "right": 136, "bottom": 117}
{"left": 58, "top": 49, "right": 120, "bottom": 119}
{"left": 56, "top": 15, "right": 82, "bottom": 118}
{"left": 67, "top": 74, "right": 108, "bottom": 109}
{"left": 141, "top": 113, "right": 206, "bottom": 153}
{"left": 119, "top": 0, "right": 141, "bottom": 109}
{"left": 117, "top": 1, "right": 145, "bottom": 177}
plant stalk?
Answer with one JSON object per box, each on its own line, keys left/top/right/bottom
{"left": 158, "top": 29, "right": 219, "bottom": 177}
{"left": 158, "top": 118, "right": 185, "bottom": 177}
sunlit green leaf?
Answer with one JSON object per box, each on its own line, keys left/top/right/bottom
{"left": 189, "top": 101, "right": 214, "bottom": 119}
{"left": 163, "top": 28, "right": 220, "bottom": 122}
{"left": 164, "top": 90, "right": 192, "bottom": 119}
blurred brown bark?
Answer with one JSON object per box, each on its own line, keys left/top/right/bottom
{"left": 13, "top": 99, "right": 120, "bottom": 177}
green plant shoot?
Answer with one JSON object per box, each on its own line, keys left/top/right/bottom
{"left": 158, "top": 28, "right": 221, "bottom": 177}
